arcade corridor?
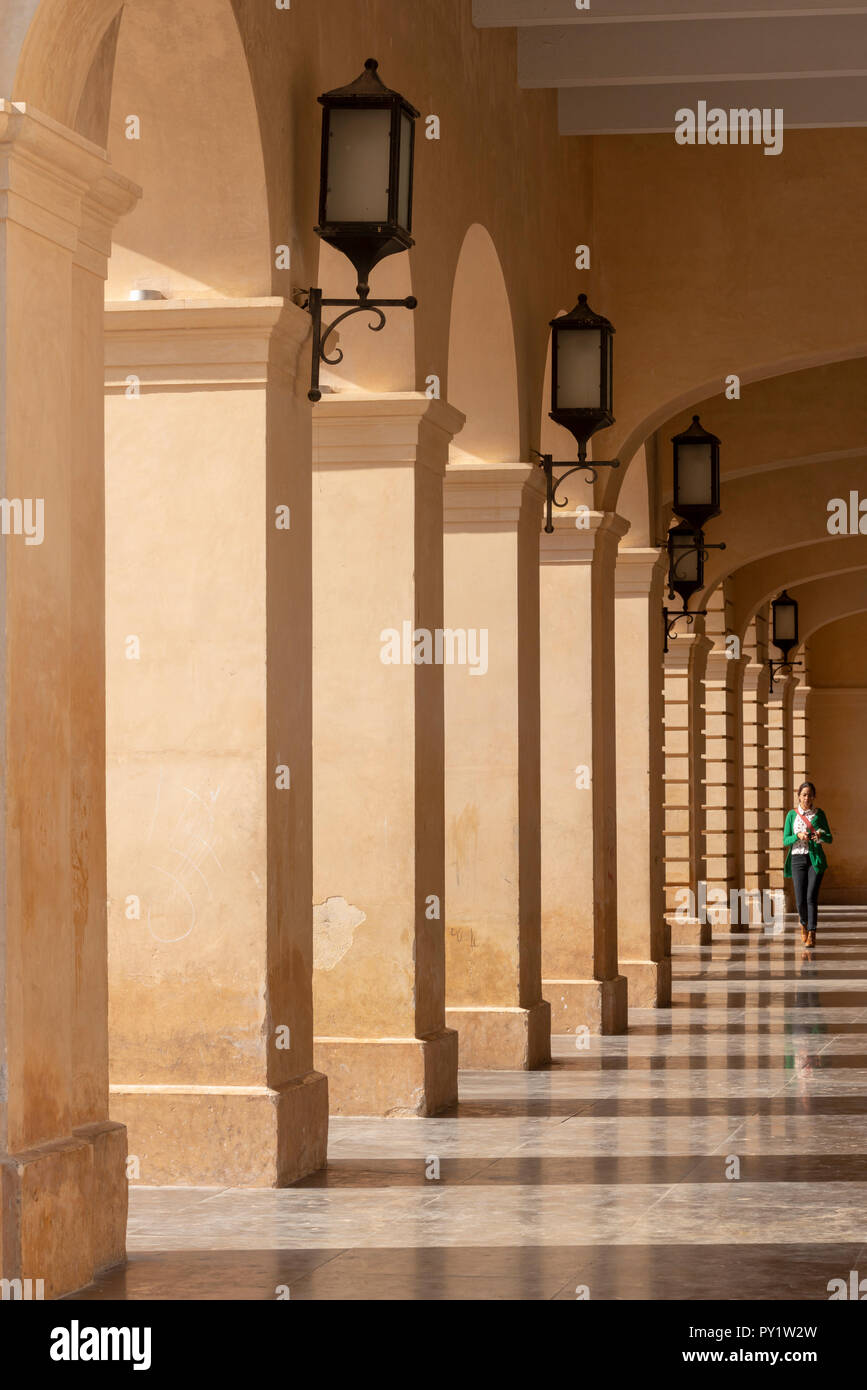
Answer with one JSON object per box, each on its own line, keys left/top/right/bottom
{"left": 71, "top": 914, "right": 867, "bottom": 1301}
{"left": 6, "top": 0, "right": 867, "bottom": 1321}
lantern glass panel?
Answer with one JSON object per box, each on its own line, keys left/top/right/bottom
{"left": 672, "top": 536, "right": 700, "bottom": 586}
{"left": 605, "top": 331, "right": 614, "bottom": 413}
{"left": 397, "top": 111, "right": 413, "bottom": 231}
{"left": 325, "top": 107, "right": 391, "bottom": 223}
{"left": 556, "top": 328, "right": 602, "bottom": 410}
{"left": 676, "top": 443, "right": 713, "bottom": 507}
{"left": 775, "top": 603, "right": 797, "bottom": 643}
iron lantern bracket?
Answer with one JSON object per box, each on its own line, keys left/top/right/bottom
{"left": 531, "top": 444, "right": 620, "bottom": 534}
{"left": 768, "top": 657, "right": 803, "bottom": 695}
{"left": 663, "top": 535, "right": 726, "bottom": 651}
{"left": 663, "top": 605, "right": 708, "bottom": 653}
{"left": 298, "top": 286, "right": 419, "bottom": 403}
{"left": 664, "top": 528, "right": 726, "bottom": 649}
{"left": 665, "top": 536, "right": 726, "bottom": 602}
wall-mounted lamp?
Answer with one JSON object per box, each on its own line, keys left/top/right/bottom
{"left": 768, "top": 589, "right": 802, "bottom": 693}
{"left": 300, "top": 59, "right": 419, "bottom": 403}
{"left": 534, "top": 294, "right": 620, "bottom": 533}
{"left": 672, "top": 415, "right": 721, "bottom": 529}
{"left": 663, "top": 415, "right": 726, "bottom": 651}
{"left": 662, "top": 525, "right": 728, "bottom": 652}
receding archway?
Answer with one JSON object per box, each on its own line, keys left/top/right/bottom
{"left": 103, "top": 0, "right": 271, "bottom": 298}
{"left": 447, "top": 222, "right": 520, "bottom": 462}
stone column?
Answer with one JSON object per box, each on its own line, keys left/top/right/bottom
{"left": 793, "top": 678, "right": 811, "bottom": 780}
{"left": 665, "top": 632, "right": 713, "bottom": 945}
{"left": 767, "top": 674, "right": 795, "bottom": 895}
{"left": 783, "top": 674, "right": 799, "bottom": 915}
{"left": 742, "top": 617, "right": 771, "bottom": 907}
{"left": 789, "top": 673, "right": 811, "bottom": 915}
{"left": 105, "top": 298, "right": 328, "bottom": 1185}
{"left": 312, "top": 394, "right": 462, "bottom": 1114}
{"left": 442, "top": 462, "right": 551, "bottom": 1068}
{"left": 703, "top": 650, "right": 748, "bottom": 931}
{"left": 0, "top": 103, "right": 137, "bottom": 1298}
{"left": 540, "top": 512, "right": 628, "bottom": 1035}
{"left": 615, "top": 548, "right": 670, "bottom": 1007}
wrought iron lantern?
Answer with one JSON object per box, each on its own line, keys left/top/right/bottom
{"left": 550, "top": 294, "right": 614, "bottom": 448}
{"left": 663, "top": 523, "right": 727, "bottom": 651}
{"left": 302, "top": 59, "right": 419, "bottom": 402}
{"left": 668, "top": 522, "right": 705, "bottom": 606}
{"left": 672, "top": 415, "right": 721, "bottom": 530}
{"left": 534, "top": 294, "right": 620, "bottom": 533}
{"left": 769, "top": 589, "right": 802, "bottom": 692}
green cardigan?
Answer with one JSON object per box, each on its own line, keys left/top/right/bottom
{"left": 783, "top": 808, "right": 832, "bottom": 878}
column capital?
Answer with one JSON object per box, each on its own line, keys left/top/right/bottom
{"left": 77, "top": 168, "right": 141, "bottom": 277}
{"left": 743, "top": 660, "right": 771, "bottom": 695}
{"left": 664, "top": 630, "right": 713, "bottom": 673}
{"left": 105, "top": 298, "right": 311, "bottom": 390}
{"left": 540, "top": 510, "right": 629, "bottom": 565}
{"left": 705, "top": 648, "right": 747, "bottom": 681}
{"left": 0, "top": 102, "right": 139, "bottom": 256}
{"left": 313, "top": 392, "right": 465, "bottom": 475}
{"left": 443, "top": 460, "right": 545, "bottom": 530}
{"left": 767, "top": 671, "right": 795, "bottom": 704}
{"left": 615, "top": 546, "right": 665, "bottom": 597}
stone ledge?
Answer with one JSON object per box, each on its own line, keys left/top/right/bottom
{"left": 110, "top": 1072, "right": 328, "bottom": 1187}
{"left": 543, "top": 975, "right": 628, "bottom": 1034}
{"left": 445, "top": 1002, "right": 551, "bottom": 1069}
{"left": 314, "top": 1031, "right": 458, "bottom": 1116}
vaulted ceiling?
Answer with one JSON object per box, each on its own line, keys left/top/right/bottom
{"left": 473, "top": 1, "right": 867, "bottom": 134}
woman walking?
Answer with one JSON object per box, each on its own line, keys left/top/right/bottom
{"left": 784, "top": 781, "right": 833, "bottom": 948}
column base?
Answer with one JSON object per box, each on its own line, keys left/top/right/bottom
{"left": 621, "top": 958, "right": 672, "bottom": 1008}
{"left": 110, "top": 1070, "right": 328, "bottom": 1187}
{"left": 445, "top": 1002, "right": 551, "bottom": 1070}
{"left": 543, "top": 976, "right": 628, "bottom": 1035}
{"left": 0, "top": 1120, "right": 127, "bottom": 1299}
{"left": 314, "top": 1029, "right": 458, "bottom": 1116}
{"left": 668, "top": 913, "right": 713, "bottom": 946}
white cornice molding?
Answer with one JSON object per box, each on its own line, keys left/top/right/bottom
{"left": 313, "top": 393, "right": 466, "bottom": 475}
{"left": 539, "top": 510, "right": 630, "bottom": 565}
{"left": 104, "top": 298, "right": 310, "bottom": 390}
{"left": 615, "top": 545, "right": 666, "bottom": 595}
{"left": 0, "top": 102, "right": 139, "bottom": 260}
{"left": 443, "top": 461, "right": 545, "bottom": 530}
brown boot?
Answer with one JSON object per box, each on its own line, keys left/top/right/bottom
{"left": 800, "top": 923, "right": 809, "bottom": 944}
{"left": 807, "top": 930, "right": 816, "bottom": 948}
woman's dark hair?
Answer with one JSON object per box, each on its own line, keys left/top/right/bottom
{"left": 798, "top": 781, "right": 816, "bottom": 796}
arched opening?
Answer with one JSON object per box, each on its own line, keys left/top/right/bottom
{"left": 103, "top": 0, "right": 271, "bottom": 298}
{"left": 447, "top": 222, "right": 520, "bottom": 462}
{"left": 601, "top": 346, "right": 867, "bottom": 516}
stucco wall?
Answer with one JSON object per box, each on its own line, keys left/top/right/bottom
{"left": 808, "top": 614, "right": 867, "bottom": 902}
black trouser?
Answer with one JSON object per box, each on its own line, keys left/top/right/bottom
{"left": 792, "top": 855, "right": 823, "bottom": 931}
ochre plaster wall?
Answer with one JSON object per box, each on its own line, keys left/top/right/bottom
{"left": 809, "top": 614, "right": 867, "bottom": 902}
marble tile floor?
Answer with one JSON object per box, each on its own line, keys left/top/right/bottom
{"left": 71, "top": 917, "right": 867, "bottom": 1300}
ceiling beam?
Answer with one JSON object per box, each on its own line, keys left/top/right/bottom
{"left": 558, "top": 73, "right": 867, "bottom": 132}
{"left": 474, "top": 0, "right": 867, "bottom": 26}
{"left": 518, "top": 15, "right": 867, "bottom": 88}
